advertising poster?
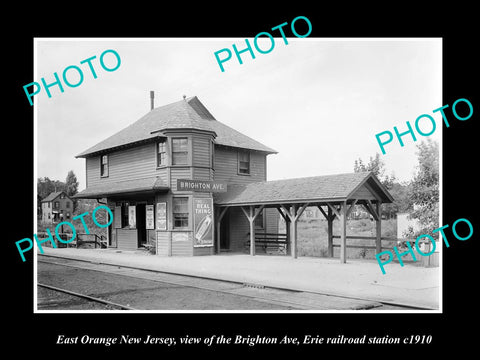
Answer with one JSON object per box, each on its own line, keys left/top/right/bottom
{"left": 193, "top": 198, "right": 213, "bottom": 247}
{"left": 172, "top": 232, "right": 189, "bottom": 242}
{"left": 128, "top": 205, "right": 136, "bottom": 228}
{"left": 145, "top": 205, "right": 154, "bottom": 230}
{"left": 156, "top": 202, "right": 167, "bottom": 230}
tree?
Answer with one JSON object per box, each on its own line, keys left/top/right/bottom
{"left": 65, "top": 170, "right": 79, "bottom": 197}
{"left": 65, "top": 170, "right": 79, "bottom": 211}
{"left": 404, "top": 139, "right": 439, "bottom": 238}
{"left": 353, "top": 153, "right": 404, "bottom": 219}
{"left": 37, "top": 177, "right": 66, "bottom": 199}
{"left": 354, "top": 154, "right": 385, "bottom": 178}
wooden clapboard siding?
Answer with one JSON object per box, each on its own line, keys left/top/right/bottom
{"left": 228, "top": 207, "right": 250, "bottom": 252}
{"left": 171, "top": 232, "right": 193, "bottom": 256}
{"left": 193, "top": 246, "right": 214, "bottom": 256}
{"left": 265, "top": 208, "right": 279, "bottom": 234}
{"left": 86, "top": 156, "right": 100, "bottom": 184}
{"left": 351, "top": 184, "right": 377, "bottom": 201}
{"left": 192, "top": 167, "right": 213, "bottom": 181}
{"left": 156, "top": 168, "right": 168, "bottom": 186}
{"left": 117, "top": 229, "right": 137, "bottom": 250}
{"left": 192, "top": 134, "right": 211, "bottom": 168}
{"left": 213, "top": 146, "right": 266, "bottom": 184}
{"left": 156, "top": 232, "right": 169, "bottom": 256}
{"left": 170, "top": 167, "right": 193, "bottom": 192}
{"left": 86, "top": 143, "right": 157, "bottom": 187}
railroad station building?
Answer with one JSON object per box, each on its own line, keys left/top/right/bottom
{"left": 75, "top": 94, "right": 393, "bottom": 263}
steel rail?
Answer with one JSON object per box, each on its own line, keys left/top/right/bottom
{"left": 37, "top": 282, "right": 137, "bottom": 310}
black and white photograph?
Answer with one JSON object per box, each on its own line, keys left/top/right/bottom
{"left": 33, "top": 37, "right": 442, "bottom": 313}
{"left": 7, "top": 5, "right": 479, "bottom": 355}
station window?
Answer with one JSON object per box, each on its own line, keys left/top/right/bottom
{"left": 54, "top": 201, "right": 59, "bottom": 209}
{"left": 66, "top": 201, "right": 70, "bottom": 208}
{"left": 101, "top": 155, "right": 109, "bottom": 177}
{"left": 238, "top": 150, "right": 250, "bottom": 175}
{"left": 157, "top": 139, "right": 167, "bottom": 167}
{"left": 173, "top": 197, "right": 189, "bottom": 228}
{"left": 172, "top": 138, "right": 188, "bottom": 165}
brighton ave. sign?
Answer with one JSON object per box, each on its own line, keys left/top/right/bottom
{"left": 177, "top": 179, "right": 227, "bottom": 193}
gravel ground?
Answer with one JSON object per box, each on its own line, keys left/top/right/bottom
{"left": 37, "top": 262, "right": 294, "bottom": 310}
{"left": 37, "top": 286, "right": 118, "bottom": 310}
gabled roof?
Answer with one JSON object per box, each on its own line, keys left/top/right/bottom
{"left": 76, "top": 96, "right": 277, "bottom": 158}
{"left": 41, "top": 191, "right": 72, "bottom": 202}
{"left": 214, "top": 172, "right": 394, "bottom": 206}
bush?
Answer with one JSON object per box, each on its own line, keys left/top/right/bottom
{"left": 297, "top": 218, "right": 398, "bottom": 259}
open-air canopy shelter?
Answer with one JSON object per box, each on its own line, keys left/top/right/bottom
{"left": 214, "top": 171, "right": 394, "bottom": 263}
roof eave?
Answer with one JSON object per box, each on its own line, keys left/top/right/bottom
{"left": 215, "top": 197, "right": 348, "bottom": 207}
{"left": 214, "top": 143, "right": 278, "bottom": 155}
{"left": 74, "top": 186, "right": 170, "bottom": 199}
{"left": 75, "top": 136, "right": 166, "bottom": 158}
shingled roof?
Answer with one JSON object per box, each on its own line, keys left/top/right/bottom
{"left": 41, "top": 191, "right": 71, "bottom": 202}
{"left": 76, "top": 96, "right": 277, "bottom": 158}
{"left": 214, "top": 172, "right": 393, "bottom": 206}
{"left": 74, "top": 177, "right": 169, "bottom": 199}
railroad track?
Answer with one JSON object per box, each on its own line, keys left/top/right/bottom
{"left": 37, "top": 283, "right": 136, "bottom": 310}
{"left": 37, "top": 254, "right": 432, "bottom": 311}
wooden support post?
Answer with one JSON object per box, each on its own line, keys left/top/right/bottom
{"left": 326, "top": 202, "right": 340, "bottom": 219}
{"left": 364, "top": 200, "right": 379, "bottom": 221}
{"left": 376, "top": 201, "right": 382, "bottom": 254}
{"left": 168, "top": 232, "right": 172, "bottom": 257}
{"left": 346, "top": 199, "right": 358, "bottom": 218}
{"left": 249, "top": 206, "right": 255, "bottom": 256}
{"left": 317, "top": 205, "right": 328, "bottom": 220}
{"left": 285, "top": 217, "right": 290, "bottom": 255}
{"left": 240, "top": 205, "right": 264, "bottom": 256}
{"left": 327, "top": 206, "right": 333, "bottom": 257}
{"left": 216, "top": 221, "right": 221, "bottom": 254}
{"left": 281, "top": 203, "right": 309, "bottom": 259}
{"left": 340, "top": 201, "right": 347, "bottom": 264}
{"left": 277, "top": 206, "right": 290, "bottom": 255}
{"left": 216, "top": 207, "right": 228, "bottom": 254}
{"left": 290, "top": 205, "right": 298, "bottom": 259}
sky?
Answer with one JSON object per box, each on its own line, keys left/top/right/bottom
{"left": 35, "top": 38, "right": 442, "bottom": 191}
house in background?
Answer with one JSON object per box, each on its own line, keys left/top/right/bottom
{"left": 41, "top": 191, "right": 74, "bottom": 223}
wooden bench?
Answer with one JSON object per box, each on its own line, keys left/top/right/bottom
{"left": 246, "top": 232, "right": 288, "bottom": 255}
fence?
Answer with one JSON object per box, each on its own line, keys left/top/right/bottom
{"left": 331, "top": 235, "right": 397, "bottom": 250}
{"left": 36, "top": 232, "right": 107, "bottom": 249}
